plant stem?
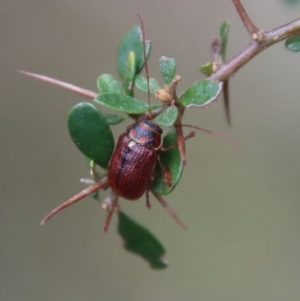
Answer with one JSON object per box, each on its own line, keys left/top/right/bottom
{"left": 232, "top": 0, "right": 259, "bottom": 36}
{"left": 210, "top": 18, "right": 300, "bottom": 82}
{"left": 18, "top": 71, "right": 97, "bottom": 99}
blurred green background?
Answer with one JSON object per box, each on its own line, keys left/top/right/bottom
{"left": 1, "top": 1, "right": 300, "bottom": 300}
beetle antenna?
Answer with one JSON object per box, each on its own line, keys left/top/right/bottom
{"left": 152, "top": 191, "right": 187, "bottom": 230}
{"left": 137, "top": 13, "right": 151, "bottom": 117}
{"left": 180, "top": 124, "right": 241, "bottom": 151}
{"left": 40, "top": 176, "right": 109, "bottom": 225}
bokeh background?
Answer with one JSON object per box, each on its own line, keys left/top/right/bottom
{"left": 1, "top": 1, "right": 300, "bottom": 300}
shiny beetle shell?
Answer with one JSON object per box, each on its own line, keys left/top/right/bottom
{"left": 108, "top": 120, "right": 163, "bottom": 200}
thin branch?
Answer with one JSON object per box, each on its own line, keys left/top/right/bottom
{"left": 151, "top": 191, "right": 187, "bottom": 230}
{"left": 210, "top": 18, "right": 300, "bottom": 82}
{"left": 137, "top": 13, "right": 151, "bottom": 114}
{"left": 222, "top": 80, "right": 231, "bottom": 125}
{"left": 212, "top": 39, "right": 222, "bottom": 64}
{"left": 18, "top": 71, "right": 97, "bottom": 99}
{"left": 41, "top": 176, "right": 109, "bottom": 225}
{"left": 232, "top": 0, "right": 259, "bottom": 36}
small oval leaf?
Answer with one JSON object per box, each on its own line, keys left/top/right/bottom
{"left": 200, "top": 62, "right": 214, "bottom": 76}
{"left": 67, "top": 103, "right": 114, "bottom": 169}
{"left": 285, "top": 35, "right": 300, "bottom": 52}
{"left": 152, "top": 128, "right": 182, "bottom": 195}
{"left": 154, "top": 105, "right": 178, "bottom": 127}
{"left": 220, "top": 21, "right": 230, "bottom": 60}
{"left": 121, "top": 51, "right": 136, "bottom": 97}
{"left": 94, "top": 93, "right": 159, "bottom": 114}
{"left": 177, "top": 80, "right": 223, "bottom": 108}
{"left": 134, "top": 75, "right": 160, "bottom": 94}
{"left": 117, "top": 26, "right": 151, "bottom": 79}
{"left": 97, "top": 74, "right": 122, "bottom": 94}
{"left": 159, "top": 56, "right": 176, "bottom": 84}
{"left": 104, "top": 113, "right": 126, "bottom": 125}
{"left": 118, "top": 211, "right": 167, "bottom": 269}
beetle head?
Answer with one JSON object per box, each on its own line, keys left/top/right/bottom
{"left": 127, "top": 120, "right": 163, "bottom": 150}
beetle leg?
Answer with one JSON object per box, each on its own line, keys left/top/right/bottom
{"left": 157, "top": 156, "right": 173, "bottom": 189}
{"left": 151, "top": 191, "right": 187, "bottom": 230}
{"left": 41, "top": 176, "right": 109, "bottom": 225}
{"left": 161, "top": 131, "right": 196, "bottom": 152}
{"left": 102, "top": 190, "right": 119, "bottom": 232}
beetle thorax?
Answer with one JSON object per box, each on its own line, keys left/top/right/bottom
{"left": 127, "top": 120, "right": 163, "bottom": 150}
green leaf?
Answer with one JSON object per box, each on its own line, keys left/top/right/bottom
{"left": 200, "top": 62, "right": 214, "bottom": 76}
{"left": 118, "top": 211, "right": 167, "bottom": 269}
{"left": 121, "top": 51, "right": 136, "bottom": 97}
{"left": 103, "top": 113, "right": 126, "bottom": 125}
{"left": 159, "top": 56, "right": 176, "bottom": 84}
{"left": 152, "top": 128, "right": 182, "bottom": 195}
{"left": 220, "top": 21, "right": 230, "bottom": 61}
{"left": 96, "top": 74, "right": 122, "bottom": 94}
{"left": 117, "top": 26, "right": 151, "bottom": 80}
{"left": 134, "top": 75, "right": 160, "bottom": 94}
{"left": 67, "top": 103, "right": 114, "bottom": 169}
{"left": 177, "top": 80, "right": 223, "bottom": 108}
{"left": 94, "top": 93, "right": 160, "bottom": 114}
{"left": 285, "top": 35, "right": 300, "bottom": 52}
{"left": 154, "top": 105, "right": 178, "bottom": 127}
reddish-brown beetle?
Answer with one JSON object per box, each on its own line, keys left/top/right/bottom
{"left": 108, "top": 120, "right": 163, "bottom": 200}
